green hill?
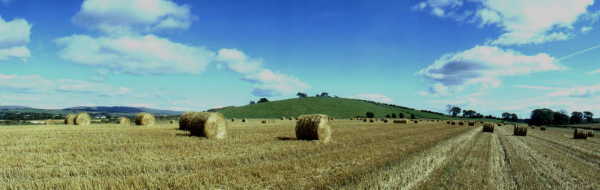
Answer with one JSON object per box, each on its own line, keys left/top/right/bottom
{"left": 214, "top": 97, "right": 451, "bottom": 119}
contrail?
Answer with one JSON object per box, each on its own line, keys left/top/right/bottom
{"left": 558, "top": 43, "right": 600, "bottom": 62}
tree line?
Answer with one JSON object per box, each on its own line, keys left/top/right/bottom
{"left": 528, "top": 108, "right": 594, "bottom": 126}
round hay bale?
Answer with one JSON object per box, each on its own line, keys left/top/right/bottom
{"left": 179, "top": 112, "right": 198, "bottom": 130}
{"left": 458, "top": 121, "right": 464, "bottom": 126}
{"left": 369, "top": 119, "right": 374, "bottom": 123}
{"left": 383, "top": 119, "right": 389, "bottom": 123}
{"left": 468, "top": 121, "right": 475, "bottom": 126}
{"left": 540, "top": 127, "right": 546, "bottom": 131}
{"left": 261, "top": 120, "right": 267, "bottom": 124}
{"left": 482, "top": 123, "right": 494, "bottom": 133}
{"left": 587, "top": 130, "right": 594, "bottom": 137}
{"left": 413, "top": 120, "right": 419, "bottom": 124}
{"left": 574, "top": 129, "right": 588, "bottom": 139}
{"left": 135, "top": 112, "right": 155, "bottom": 126}
{"left": 189, "top": 112, "right": 227, "bottom": 139}
{"left": 363, "top": 119, "right": 367, "bottom": 122}
{"left": 295, "top": 114, "right": 332, "bottom": 143}
{"left": 393, "top": 119, "right": 408, "bottom": 124}
{"left": 74, "top": 113, "right": 91, "bottom": 126}
{"left": 118, "top": 117, "right": 130, "bottom": 125}
{"left": 64, "top": 114, "right": 76, "bottom": 125}
{"left": 513, "top": 125, "right": 528, "bottom": 136}
{"left": 170, "top": 120, "right": 175, "bottom": 124}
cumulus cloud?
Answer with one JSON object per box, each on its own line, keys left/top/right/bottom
{"left": 0, "top": 16, "right": 31, "bottom": 61}
{"left": 548, "top": 84, "right": 600, "bottom": 98}
{"left": 73, "top": 0, "right": 194, "bottom": 34}
{"left": 581, "top": 26, "right": 593, "bottom": 33}
{"left": 414, "top": 0, "right": 594, "bottom": 45}
{"left": 55, "top": 34, "right": 215, "bottom": 74}
{"left": 215, "top": 48, "right": 309, "bottom": 97}
{"left": 353, "top": 93, "right": 393, "bottom": 103}
{"left": 242, "top": 69, "right": 309, "bottom": 97}
{"left": 419, "top": 45, "right": 563, "bottom": 95}
{"left": 0, "top": 73, "right": 131, "bottom": 96}
{"left": 55, "top": 35, "right": 309, "bottom": 96}
{"left": 57, "top": 0, "right": 310, "bottom": 97}
{"left": 216, "top": 48, "right": 263, "bottom": 74}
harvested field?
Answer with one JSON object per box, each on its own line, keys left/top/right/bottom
{"left": 0, "top": 121, "right": 597, "bottom": 189}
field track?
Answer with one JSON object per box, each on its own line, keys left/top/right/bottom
{"left": 0, "top": 121, "right": 598, "bottom": 189}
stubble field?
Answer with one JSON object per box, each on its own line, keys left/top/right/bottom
{"left": 0, "top": 120, "right": 598, "bottom": 189}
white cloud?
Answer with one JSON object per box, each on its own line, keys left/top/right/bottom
{"left": 581, "top": 26, "right": 593, "bottom": 33}
{"left": 353, "top": 93, "right": 394, "bottom": 103}
{"left": 73, "top": 0, "right": 194, "bottom": 34}
{"left": 216, "top": 48, "right": 263, "bottom": 74}
{"left": 514, "top": 85, "right": 562, "bottom": 91}
{"left": 548, "top": 84, "right": 600, "bottom": 98}
{"left": 587, "top": 69, "right": 600, "bottom": 75}
{"left": 55, "top": 34, "right": 215, "bottom": 74}
{"left": 0, "top": 16, "right": 31, "bottom": 61}
{"left": 414, "top": 0, "right": 594, "bottom": 45}
{"left": 419, "top": 45, "right": 563, "bottom": 95}
{"left": 242, "top": 69, "right": 310, "bottom": 97}
{"left": 0, "top": 73, "right": 131, "bottom": 96}
{"left": 55, "top": 36, "right": 309, "bottom": 97}
{"left": 57, "top": 0, "right": 310, "bottom": 98}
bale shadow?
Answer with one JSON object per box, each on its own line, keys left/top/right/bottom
{"left": 277, "top": 137, "right": 297, "bottom": 141}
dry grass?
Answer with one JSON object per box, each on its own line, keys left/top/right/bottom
{"left": 0, "top": 120, "right": 598, "bottom": 189}
{"left": 0, "top": 120, "right": 468, "bottom": 189}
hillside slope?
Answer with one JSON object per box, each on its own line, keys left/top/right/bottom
{"left": 215, "top": 97, "right": 450, "bottom": 119}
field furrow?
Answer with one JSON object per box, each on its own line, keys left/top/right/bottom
{"left": 338, "top": 127, "right": 479, "bottom": 189}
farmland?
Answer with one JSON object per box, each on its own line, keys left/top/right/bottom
{"left": 0, "top": 120, "right": 598, "bottom": 189}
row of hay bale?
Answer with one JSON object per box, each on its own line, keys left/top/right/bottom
{"left": 482, "top": 123, "right": 495, "bottom": 133}
{"left": 64, "top": 113, "right": 91, "bottom": 126}
{"left": 64, "top": 112, "right": 156, "bottom": 126}
{"left": 573, "top": 128, "right": 594, "bottom": 139}
{"left": 178, "top": 112, "right": 331, "bottom": 142}
{"left": 513, "top": 125, "right": 527, "bottom": 136}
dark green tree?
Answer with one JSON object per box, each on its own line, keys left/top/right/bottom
{"left": 257, "top": 98, "right": 269, "bottom": 103}
{"left": 570, "top": 111, "right": 584, "bottom": 124}
{"left": 366, "top": 112, "right": 375, "bottom": 118}
{"left": 296, "top": 92, "right": 308, "bottom": 98}
{"left": 584, "top": 111, "right": 594, "bottom": 123}
{"left": 530, "top": 108, "right": 554, "bottom": 126}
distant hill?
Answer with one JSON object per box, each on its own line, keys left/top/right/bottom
{"left": 213, "top": 97, "right": 452, "bottom": 119}
{"left": 63, "top": 106, "right": 182, "bottom": 115}
{"left": 0, "top": 106, "right": 32, "bottom": 110}
{"left": 0, "top": 106, "right": 182, "bottom": 116}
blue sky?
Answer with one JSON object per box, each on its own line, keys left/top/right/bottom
{"left": 1, "top": 0, "right": 600, "bottom": 118}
